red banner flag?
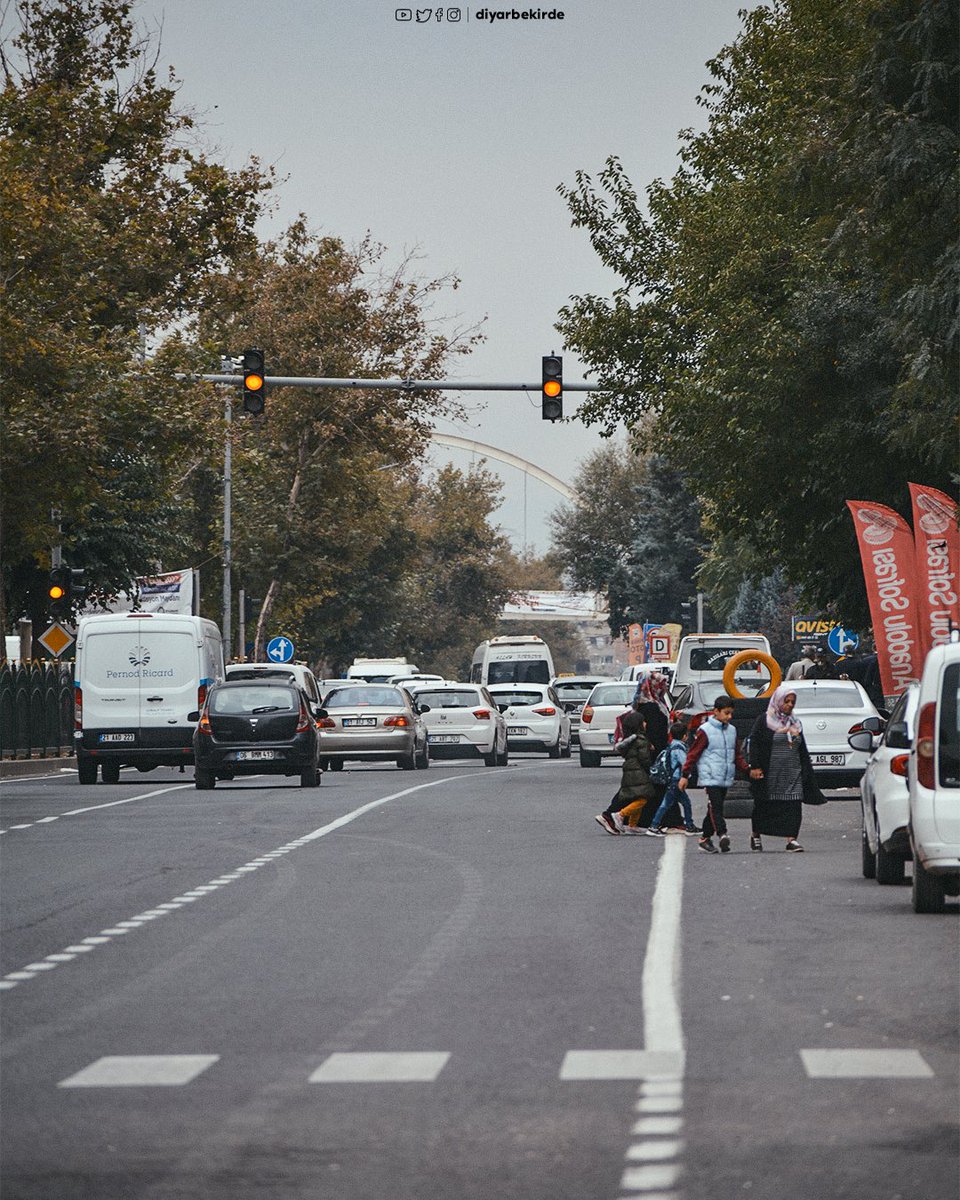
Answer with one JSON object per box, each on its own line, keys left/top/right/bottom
{"left": 909, "top": 483, "right": 960, "bottom": 655}
{"left": 846, "top": 500, "right": 923, "bottom": 698}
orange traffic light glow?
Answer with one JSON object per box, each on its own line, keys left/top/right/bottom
{"left": 48, "top": 585, "right": 66, "bottom": 600}
{"left": 543, "top": 380, "right": 561, "bottom": 397}
{"left": 244, "top": 374, "right": 264, "bottom": 391}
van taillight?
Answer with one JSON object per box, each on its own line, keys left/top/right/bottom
{"left": 74, "top": 685, "right": 82, "bottom": 729}
{"left": 197, "top": 683, "right": 208, "bottom": 710}
{"left": 916, "top": 701, "right": 936, "bottom": 789}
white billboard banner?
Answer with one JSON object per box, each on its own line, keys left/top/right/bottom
{"left": 501, "top": 591, "right": 607, "bottom": 621}
{"left": 83, "top": 569, "right": 197, "bottom": 616}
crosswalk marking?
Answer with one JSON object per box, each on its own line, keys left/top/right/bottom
{"left": 560, "top": 1050, "right": 681, "bottom": 1081}
{"left": 58, "top": 1055, "right": 220, "bottom": 1087}
{"left": 800, "top": 1049, "right": 933, "bottom": 1078}
{"left": 309, "top": 1052, "right": 450, "bottom": 1083}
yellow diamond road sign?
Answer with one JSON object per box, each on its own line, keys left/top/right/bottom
{"left": 38, "top": 622, "right": 75, "bottom": 657}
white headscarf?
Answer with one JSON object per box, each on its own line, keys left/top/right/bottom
{"left": 765, "top": 685, "right": 803, "bottom": 742}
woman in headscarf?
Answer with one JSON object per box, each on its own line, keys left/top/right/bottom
{"left": 747, "top": 685, "right": 824, "bottom": 852}
{"left": 632, "top": 670, "right": 674, "bottom": 827}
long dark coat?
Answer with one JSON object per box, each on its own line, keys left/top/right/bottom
{"left": 748, "top": 715, "right": 825, "bottom": 836}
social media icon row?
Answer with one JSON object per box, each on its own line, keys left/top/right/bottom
{"left": 396, "top": 8, "right": 463, "bottom": 20}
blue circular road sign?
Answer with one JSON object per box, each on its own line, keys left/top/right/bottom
{"left": 827, "top": 625, "right": 859, "bottom": 656}
{"left": 266, "top": 635, "right": 295, "bottom": 663}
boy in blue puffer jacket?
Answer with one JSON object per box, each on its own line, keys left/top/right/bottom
{"left": 678, "top": 695, "right": 749, "bottom": 854}
{"left": 645, "top": 722, "right": 699, "bottom": 836}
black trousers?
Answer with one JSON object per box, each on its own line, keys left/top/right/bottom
{"left": 702, "top": 786, "right": 729, "bottom": 839}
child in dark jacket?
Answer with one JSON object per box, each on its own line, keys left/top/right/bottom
{"left": 594, "top": 708, "right": 655, "bottom": 835}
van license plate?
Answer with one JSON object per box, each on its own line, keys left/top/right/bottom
{"left": 235, "top": 750, "right": 277, "bottom": 761}
{"left": 99, "top": 733, "right": 135, "bottom": 742}
{"left": 811, "top": 754, "right": 845, "bottom": 766}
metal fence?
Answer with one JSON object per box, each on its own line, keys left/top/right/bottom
{"left": 0, "top": 659, "right": 75, "bottom": 760}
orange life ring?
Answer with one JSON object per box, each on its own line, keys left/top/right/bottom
{"left": 721, "top": 649, "right": 782, "bottom": 699}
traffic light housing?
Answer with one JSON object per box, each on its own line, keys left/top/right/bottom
{"left": 48, "top": 566, "right": 72, "bottom": 619}
{"left": 242, "top": 348, "right": 265, "bottom": 414}
{"left": 541, "top": 355, "right": 563, "bottom": 421}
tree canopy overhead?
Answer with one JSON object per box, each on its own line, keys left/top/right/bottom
{"left": 557, "top": 0, "right": 958, "bottom": 626}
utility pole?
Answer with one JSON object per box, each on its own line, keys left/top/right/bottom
{"left": 696, "top": 591, "right": 704, "bottom": 634}
{"left": 221, "top": 356, "right": 234, "bottom": 654}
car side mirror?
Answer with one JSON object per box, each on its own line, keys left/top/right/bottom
{"left": 885, "top": 723, "right": 911, "bottom": 750}
{"left": 496, "top": 703, "right": 508, "bottom": 713}
{"left": 860, "top": 715, "right": 884, "bottom": 733}
{"left": 417, "top": 703, "right": 431, "bottom": 713}
{"left": 847, "top": 730, "right": 876, "bottom": 752}
{"left": 188, "top": 710, "right": 200, "bottom": 722}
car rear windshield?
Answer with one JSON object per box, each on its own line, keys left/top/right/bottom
{"left": 415, "top": 690, "right": 479, "bottom": 708}
{"left": 687, "top": 647, "right": 754, "bottom": 672}
{"left": 792, "top": 687, "right": 864, "bottom": 709}
{"left": 491, "top": 689, "right": 545, "bottom": 707}
{"left": 939, "top": 663, "right": 960, "bottom": 788}
{"left": 554, "top": 682, "right": 602, "bottom": 701}
{"left": 211, "top": 686, "right": 297, "bottom": 714}
{"left": 589, "top": 685, "right": 635, "bottom": 707}
{"left": 324, "top": 686, "right": 404, "bottom": 708}
{"left": 487, "top": 660, "right": 551, "bottom": 685}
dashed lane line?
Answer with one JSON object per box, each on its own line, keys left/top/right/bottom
{"left": 0, "top": 783, "right": 195, "bottom": 835}
{"left": 0, "top": 766, "right": 535, "bottom": 992}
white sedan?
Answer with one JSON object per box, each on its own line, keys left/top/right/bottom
{"left": 487, "top": 683, "right": 571, "bottom": 758}
{"left": 849, "top": 683, "right": 919, "bottom": 884}
{"left": 787, "top": 679, "right": 883, "bottom": 788}
{"left": 577, "top": 681, "right": 637, "bottom": 767}
{"left": 410, "top": 683, "right": 508, "bottom": 766}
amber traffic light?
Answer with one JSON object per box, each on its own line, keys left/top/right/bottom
{"left": 541, "top": 355, "right": 562, "bottom": 421}
{"left": 242, "top": 348, "right": 266, "bottom": 414}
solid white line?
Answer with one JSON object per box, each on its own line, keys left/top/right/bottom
{"left": 642, "top": 836, "right": 685, "bottom": 1066}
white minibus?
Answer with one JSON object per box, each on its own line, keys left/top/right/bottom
{"left": 470, "top": 635, "right": 554, "bottom": 686}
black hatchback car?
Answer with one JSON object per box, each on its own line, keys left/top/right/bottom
{"left": 192, "top": 679, "right": 322, "bottom": 789}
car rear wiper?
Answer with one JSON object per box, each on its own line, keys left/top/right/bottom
{"left": 252, "top": 705, "right": 285, "bottom": 714}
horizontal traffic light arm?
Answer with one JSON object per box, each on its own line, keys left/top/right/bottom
{"left": 181, "top": 374, "right": 603, "bottom": 392}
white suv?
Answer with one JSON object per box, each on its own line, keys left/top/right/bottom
{"left": 908, "top": 640, "right": 960, "bottom": 913}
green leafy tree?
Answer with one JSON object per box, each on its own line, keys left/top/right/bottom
{"left": 556, "top": 0, "right": 957, "bottom": 627}
{"left": 0, "top": 0, "right": 270, "bottom": 632}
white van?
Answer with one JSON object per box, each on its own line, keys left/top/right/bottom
{"left": 74, "top": 613, "right": 224, "bottom": 783}
{"left": 346, "top": 657, "right": 419, "bottom": 683}
{"left": 670, "top": 633, "right": 774, "bottom": 722}
{"left": 908, "top": 639, "right": 960, "bottom": 913}
{"left": 470, "top": 635, "right": 554, "bottom": 686}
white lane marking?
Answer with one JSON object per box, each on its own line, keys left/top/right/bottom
{"left": 632, "top": 1117, "right": 683, "bottom": 1136}
{"left": 620, "top": 1163, "right": 682, "bottom": 1191}
{"left": 58, "top": 1054, "right": 219, "bottom": 1087}
{"left": 560, "top": 1051, "right": 678, "bottom": 1081}
{"left": 309, "top": 1052, "right": 450, "bottom": 1083}
{"left": 642, "top": 836, "right": 685, "bottom": 1061}
{"left": 635, "top": 1094, "right": 683, "bottom": 1114}
{"left": 626, "top": 1141, "right": 684, "bottom": 1161}
{"left": 1, "top": 767, "right": 530, "bottom": 990}
{"left": 0, "top": 784, "right": 194, "bottom": 835}
{"left": 800, "top": 1049, "right": 934, "bottom": 1078}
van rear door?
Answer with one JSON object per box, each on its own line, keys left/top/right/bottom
{"left": 82, "top": 621, "right": 146, "bottom": 735}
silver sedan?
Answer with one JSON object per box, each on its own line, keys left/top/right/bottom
{"left": 317, "top": 683, "right": 429, "bottom": 771}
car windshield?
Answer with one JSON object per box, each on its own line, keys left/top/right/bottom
{"left": 415, "top": 690, "right": 480, "bottom": 708}
{"left": 554, "top": 682, "right": 602, "bottom": 701}
{"left": 590, "top": 685, "right": 636, "bottom": 708}
{"left": 324, "top": 686, "right": 404, "bottom": 708}
{"left": 211, "top": 686, "right": 297, "bottom": 714}
{"left": 792, "top": 687, "right": 864, "bottom": 709}
{"left": 491, "top": 689, "right": 545, "bottom": 707}
{"left": 487, "top": 660, "right": 551, "bottom": 685}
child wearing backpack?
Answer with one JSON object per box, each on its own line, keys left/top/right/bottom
{"left": 645, "top": 723, "right": 699, "bottom": 836}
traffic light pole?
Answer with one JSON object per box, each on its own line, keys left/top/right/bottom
{"left": 187, "top": 374, "right": 601, "bottom": 392}
{"left": 220, "top": 357, "right": 235, "bottom": 654}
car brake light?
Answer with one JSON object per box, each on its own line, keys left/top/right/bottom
{"left": 198, "top": 706, "right": 212, "bottom": 735}
{"left": 384, "top": 715, "right": 409, "bottom": 728}
{"left": 295, "top": 703, "right": 311, "bottom": 733}
{"left": 581, "top": 706, "right": 594, "bottom": 724}
{"left": 473, "top": 709, "right": 492, "bottom": 719}
{"left": 533, "top": 706, "right": 556, "bottom": 716}
{"left": 916, "top": 701, "right": 936, "bottom": 789}
{"left": 74, "top": 685, "right": 82, "bottom": 730}
{"left": 198, "top": 683, "right": 208, "bottom": 710}
{"left": 890, "top": 754, "right": 909, "bottom": 778}
{"left": 316, "top": 716, "right": 336, "bottom": 729}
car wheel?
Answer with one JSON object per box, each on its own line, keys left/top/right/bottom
{"left": 860, "top": 820, "right": 876, "bottom": 879}
{"left": 195, "top": 768, "right": 216, "bottom": 790}
{"left": 329, "top": 759, "right": 344, "bottom": 772}
{"left": 300, "top": 765, "right": 321, "bottom": 788}
{"left": 398, "top": 751, "right": 416, "bottom": 770}
{"left": 416, "top": 742, "right": 430, "bottom": 770}
{"left": 548, "top": 736, "right": 561, "bottom": 759}
{"left": 579, "top": 748, "right": 601, "bottom": 768}
{"left": 101, "top": 760, "right": 121, "bottom": 784}
{"left": 911, "top": 856, "right": 945, "bottom": 913}
{"left": 875, "top": 841, "right": 905, "bottom": 885}
{"left": 217, "top": 770, "right": 235, "bottom": 781}
{"left": 561, "top": 739, "right": 572, "bottom": 759}
{"left": 483, "top": 748, "right": 498, "bottom": 767}
{"left": 498, "top": 739, "right": 509, "bottom": 766}
{"left": 78, "top": 757, "right": 98, "bottom": 785}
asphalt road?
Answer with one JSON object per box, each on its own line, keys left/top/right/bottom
{"left": 1, "top": 757, "right": 957, "bottom": 1200}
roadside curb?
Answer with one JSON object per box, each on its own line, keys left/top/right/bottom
{"left": 1, "top": 757, "right": 76, "bottom": 780}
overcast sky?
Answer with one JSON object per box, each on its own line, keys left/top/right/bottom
{"left": 134, "top": 0, "right": 748, "bottom": 553}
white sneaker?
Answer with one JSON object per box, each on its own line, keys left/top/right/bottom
{"left": 612, "top": 812, "right": 625, "bottom": 832}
